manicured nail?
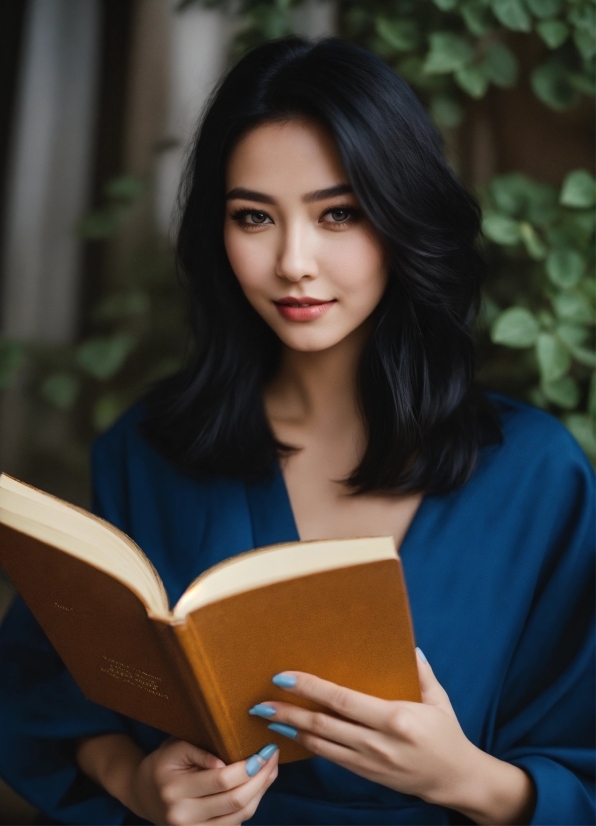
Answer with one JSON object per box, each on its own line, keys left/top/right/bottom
{"left": 245, "top": 754, "right": 263, "bottom": 777}
{"left": 416, "top": 647, "right": 428, "bottom": 663}
{"left": 257, "top": 744, "right": 278, "bottom": 760}
{"left": 268, "top": 722, "right": 298, "bottom": 739}
{"left": 272, "top": 673, "right": 297, "bottom": 688}
{"left": 249, "top": 704, "right": 276, "bottom": 718}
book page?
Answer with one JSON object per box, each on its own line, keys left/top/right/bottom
{"left": 173, "top": 535, "right": 397, "bottom": 619}
{"left": 0, "top": 474, "right": 169, "bottom": 617}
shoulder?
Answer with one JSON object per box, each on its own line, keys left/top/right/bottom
{"left": 480, "top": 392, "right": 594, "bottom": 499}
{"left": 91, "top": 403, "right": 176, "bottom": 525}
{"left": 92, "top": 403, "right": 150, "bottom": 468}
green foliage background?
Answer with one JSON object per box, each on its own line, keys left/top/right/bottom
{"left": 1, "top": 0, "right": 594, "bottom": 487}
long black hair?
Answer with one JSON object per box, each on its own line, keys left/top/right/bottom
{"left": 141, "top": 36, "right": 501, "bottom": 494}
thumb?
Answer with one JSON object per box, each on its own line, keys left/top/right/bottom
{"left": 415, "top": 648, "right": 454, "bottom": 714}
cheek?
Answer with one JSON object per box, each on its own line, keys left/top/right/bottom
{"left": 224, "top": 226, "right": 275, "bottom": 292}
{"left": 325, "top": 233, "right": 387, "bottom": 308}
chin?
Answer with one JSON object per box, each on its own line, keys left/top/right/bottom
{"left": 275, "top": 328, "right": 349, "bottom": 353}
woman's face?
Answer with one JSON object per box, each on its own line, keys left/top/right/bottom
{"left": 224, "top": 118, "right": 388, "bottom": 353}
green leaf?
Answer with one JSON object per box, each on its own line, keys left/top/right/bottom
{"left": 543, "top": 376, "right": 580, "bottom": 408}
{"left": 483, "top": 42, "right": 519, "bottom": 87}
{"left": 536, "top": 332, "right": 572, "bottom": 381}
{"left": 488, "top": 173, "right": 558, "bottom": 223}
{"left": 489, "top": 173, "right": 529, "bottom": 216}
{"left": 104, "top": 176, "right": 144, "bottom": 203}
{"left": 461, "top": 1, "right": 494, "bottom": 35}
{"left": 565, "top": 413, "right": 596, "bottom": 458}
{"left": 481, "top": 295, "right": 501, "bottom": 326}
{"left": 552, "top": 293, "right": 595, "bottom": 324}
{"left": 375, "top": 18, "right": 419, "bottom": 51}
{"left": 568, "top": 4, "right": 596, "bottom": 42}
{"left": 531, "top": 60, "right": 580, "bottom": 110}
{"left": 537, "top": 20, "right": 569, "bottom": 48}
{"left": 589, "top": 371, "right": 596, "bottom": 417}
{"left": 546, "top": 248, "right": 586, "bottom": 289}
{"left": 560, "top": 170, "right": 596, "bottom": 208}
{"left": 520, "top": 222, "right": 547, "bottom": 259}
{"left": 40, "top": 373, "right": 80, "bottom": 410}
{"left": 141, "top": 358, "right": 182, "bottom": 385}
{"left": 569, "top": 208, "right": 596, "bottom": 238}
{"left": 455, "top": 65, "right": 489, "bottom": 97}
{"left": 0, "top": 340, "right": 26, "bottom": 389}
{"left": 482, "top": 213, "right": 522, "bottom": 244}
{"left": 526, "top": 0, "right": 562, "bottom": 18}
{"left": 556, "top": 323, "right": 589, "bottom": 348}
{"left": 93, "top": 393, "right": 129, "bottom": 432}
{"left": 423, "top": 32, "right": 474, "bottom": 74}
{"left": 573, "top": 27, "right": 596, "bottom": 59}
{"left": 557, "top": 316, "right": 595, "bottom": 367}
{"left": 430, "top": 94, "right": 465, "bottom": 127}
{"left": 75, "top": 333, "right": 136, "bottom": 380}
{"left": 570, "top": 346, "right": 596, "bottom": 368}
{"left": 528, "top": 386, "right": 548, "bottom": 408}
{"left": 492, "top": 307, "right": 540, "bottom": 347}
{"left": 537, "top": 309, "right": 555, "bottom": 330}
{"left": 432, "top": 0, "right": 458, "bottom": 9}
{"left": 491, "top": 0, "right": 532, "bottom": 32}
{"left": 569, "top": 71, "right": 596, "bottom": 96}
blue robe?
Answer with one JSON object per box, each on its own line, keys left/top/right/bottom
{"left": 0, "top": 394, "right": 594, "bottom": 825}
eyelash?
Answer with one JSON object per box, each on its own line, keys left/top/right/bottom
{"left": 230, "top": 204, "right": 362, "bottom": 229}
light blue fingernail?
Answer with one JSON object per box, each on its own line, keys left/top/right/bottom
{"left": 245, "top": 754, "right": 263, "bottom": 777}
{"left": 249, "top": 704, "right": 276, "bottom": 718}
{"left": 268, "top": 722, "right": 298, "bottom": 739}
{"left": 257, "top": 744, "right": 278, "bottom": 760}
{"left": 416, "top": 647, "right": 428, "bottom": 663}
{"left": 272, "top": 673, "right": 297, "bottom": 688}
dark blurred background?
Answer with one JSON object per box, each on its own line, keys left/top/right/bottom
{"left": 0, "top": 0, "right": 593, "bottom": 821}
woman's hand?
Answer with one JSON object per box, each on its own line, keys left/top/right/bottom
{"left": 77, "top": 733, "right": 278, "bottom": 826}
{"left": 249, "top": 650, "right": 535, "bottom": 825}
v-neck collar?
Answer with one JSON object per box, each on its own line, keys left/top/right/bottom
{"left": 244, "top": 462, "right": 300, "bottom": 549}
{"left": 244, "top": 459, "right": 434, "bottom": 557}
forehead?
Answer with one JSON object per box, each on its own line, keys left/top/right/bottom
{"left": 225, "top": 118, "right": 348, "bottom": 192}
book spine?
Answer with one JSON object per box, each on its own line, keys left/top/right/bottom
{"left": 152, "top": 619, "right": 229, "bottom": 760}
{"left": 173, "top": 620, "right": 243, "bottom": 764}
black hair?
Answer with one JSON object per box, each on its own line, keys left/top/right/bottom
{"left": 141, "top": 36, "right": 501, "bottom": 494}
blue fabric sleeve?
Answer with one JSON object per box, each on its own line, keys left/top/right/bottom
{"left": 0, "top": 436, "right": 138, "bottom": 825}
{"left": 491, "top": 439, "right": 595, "bottom": 825}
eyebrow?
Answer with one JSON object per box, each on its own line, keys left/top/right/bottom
{"left": 225, "top": 184, "right": 353, "bottom": 204}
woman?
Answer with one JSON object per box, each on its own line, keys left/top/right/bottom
{"left": 0, "top": 37, "right": 593, "bottom": 826}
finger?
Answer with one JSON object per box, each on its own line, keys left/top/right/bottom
{"left": 193, "top": 750, "right": 278, "bottom": 821}
{"left": 291, "top": 726, "right": 362, "bottom": 770}
{"left": 205, "top": 762, "right": 278, "bottom": 825}
{"left": 166, "top": 744, "right": 278, "bottom": 801}
{"left": 253, "top": 701, "right": 371, "bottom": 751}
{"left": 271, "top": 671, "right": 392, "bottom": 729}
{"left": 415, "top": 648, "right": 453, "bottom": 713}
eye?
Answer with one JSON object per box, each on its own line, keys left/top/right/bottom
{"left": 320, "top": 204, "right": 361, "bottom": 227}
{"left": 230, "top": 208, "right": 273, "bottom": 227}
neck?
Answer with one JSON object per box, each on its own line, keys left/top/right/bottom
{"left": 266, "top": 324, "right": 369, "bottom": 429}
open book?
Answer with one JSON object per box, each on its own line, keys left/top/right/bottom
{"left": 0, "top": 473, "right": 420, "bottom": 764}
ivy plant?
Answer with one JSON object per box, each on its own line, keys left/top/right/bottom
{"left": 1, "top": 0, "right": 594, "bottom": 478}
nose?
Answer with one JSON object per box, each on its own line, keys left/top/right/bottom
{"left": 275, "top": 223, "right": 318, "bottom": 282}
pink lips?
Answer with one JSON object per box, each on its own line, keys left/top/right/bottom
{"left": 274, "top": 297, "right": 337, "bottom": 322}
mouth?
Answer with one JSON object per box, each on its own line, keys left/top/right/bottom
{"left": 273, "top": 297, "right": 337, "bottom": 322}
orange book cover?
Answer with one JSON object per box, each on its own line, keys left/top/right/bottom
{"left": 0, "top": 474, "right": 420, "bottom": 763}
